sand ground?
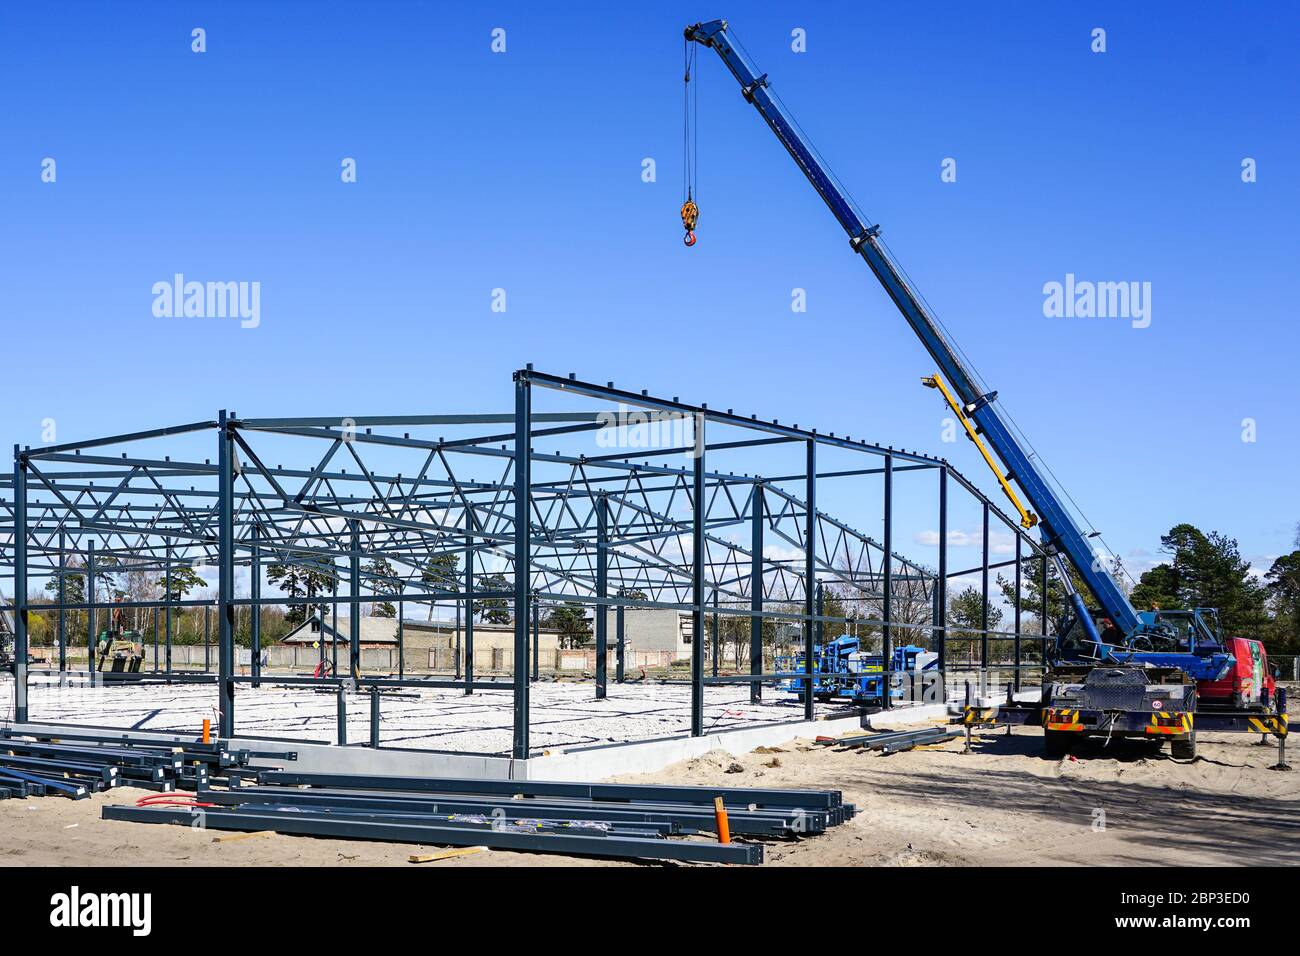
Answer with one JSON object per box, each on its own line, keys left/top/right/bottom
{"left": 2, "top": 720, "right": 1295, "bottom": 867}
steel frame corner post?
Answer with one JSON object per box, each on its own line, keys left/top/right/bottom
{"left": 751, "top": 482, "right": 763, "bottom": 703}
{"left": 87, "top": 538, "right": 97, "bottom": 679}
{"left": 464, "top": 533, "right": 474, "bottom": 695}
{"left": 936, "top": 465, "right": 947, "bottom": 673}
{"left": 980, "top": 501, "right": 990, "bottom": 677}
{"left": 251, "top": 524, "right": 261, "bottom": 687}
{"left": 1013, "top": 534, "right": 1022, "bottom": 691}
{"left": 804, "top": 440, "right": 816, "bottom": 722}
{"left": 690, "top": 416, "right": 707, "bottom": 737}
{"left": 512, "top": 374, "right": 531, "bottom": 759}
{"left": 12, "top": 447, "right": 28, "bottom": 720}
{"left": 349, "top": 519, "right": 361, "bottom": 681}
{"left": 881, "top": 452, "right": 892, "bottom": 710}
{"left": 217, "top": 411, "right": 236, "bottom": 738}
{"left": 595, "top": 493, "right": 608, "bottom": 700}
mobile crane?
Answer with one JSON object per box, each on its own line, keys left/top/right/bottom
{"left": 683, "top": 19, "right": 1288, "bottom": 761}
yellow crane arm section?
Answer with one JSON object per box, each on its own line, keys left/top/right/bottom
{"left": 922, "top": 374, "right": 1039, "bottom": 530}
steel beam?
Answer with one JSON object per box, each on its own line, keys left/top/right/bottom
{"left": 12, "top": 448, "right": 27, "bottom": 721}
{"left": 349, "top": 519, "right": 361, "bottom": 680}
{"left": 936, "top": 464, "right": 947, "bottom": 672}
{"left": 512, "top": 374, "right": 531, "bottom": 759}
{"left": 804, "top": 439, "right": 816, "bottom": 721}
{"left": 881, "top": 452, "right": 892, "bottom": 709}
{"left": 217, "top": 411, "right": 235, "bottom": 737}
{"left": 463, "top": 533, "right": 473, "bottom": 695}
{"left": 690, "top": 415, "right": 707, "bottom": 736}
{"left": 595, "top": 493, "right": 608, "bottom": 700}
{"left": 751, "top": 483, "right": 763, "bottom": 702}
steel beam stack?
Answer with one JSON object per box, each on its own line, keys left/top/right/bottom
{"left": 0, "top": 728, "right": 265, "bottom": 798}
{"left": 101, "top": 767, "right": 856, "bottom": 866}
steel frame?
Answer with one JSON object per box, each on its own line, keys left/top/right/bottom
{"left": 1, "top": 368, "right": 1049, "bottom": 759}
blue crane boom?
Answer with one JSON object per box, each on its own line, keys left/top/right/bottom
{"left": 685, "top": 18, "right": 1140, "bottom": 650}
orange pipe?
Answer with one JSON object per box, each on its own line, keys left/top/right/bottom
{"left": 713, "top": 796, "right": 731, "bottom": 845}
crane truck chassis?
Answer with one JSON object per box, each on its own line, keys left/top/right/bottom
{"left": 959, "top": 678, "right": 1289, "bottom": 766}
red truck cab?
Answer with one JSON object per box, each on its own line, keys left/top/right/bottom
{"left": 1197, "top": 637, "right": 1276, "bottom": 710}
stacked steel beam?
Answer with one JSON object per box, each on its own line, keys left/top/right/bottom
{"left": 816, "top": 726, "right": 961, "bottom": 754}
{"left": 0, "top": 729, "right": 259, "bottom": 798}
{"left": 102, "top": 768, "right": 856, "bottom": 865}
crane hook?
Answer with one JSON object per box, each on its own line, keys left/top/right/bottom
{"left": 681, "top": 199, "right": 699, "bottom": 248}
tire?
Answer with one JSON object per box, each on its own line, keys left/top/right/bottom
{"left": 1170, "top": 729, "right": 1197, "bottom": 761}
{"left": 1044, "top": 729, "right": 1073, "bottom": 759}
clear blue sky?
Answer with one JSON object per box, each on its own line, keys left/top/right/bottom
{"left": 2, "top": 1, "right": 1297, "bottom": 587}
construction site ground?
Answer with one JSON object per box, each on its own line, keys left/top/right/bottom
{"left": 3, "top": 722, "right": 1295, "bottom": 867}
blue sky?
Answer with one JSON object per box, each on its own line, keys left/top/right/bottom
{"left": 2, "top": 1, "right": 1297, "bottom": 590}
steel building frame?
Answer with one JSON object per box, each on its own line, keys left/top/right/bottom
{"left": 1, "top": 367, "right": 1051, "bottom": 760}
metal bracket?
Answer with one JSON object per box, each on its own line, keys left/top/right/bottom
{"left": 849, "top": 224, "right": 881, "bottom": 251}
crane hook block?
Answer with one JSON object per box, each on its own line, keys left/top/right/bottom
{"left": 680, "top": 199, "right": 699, "bottom": 247}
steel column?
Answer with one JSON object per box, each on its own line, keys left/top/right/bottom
{"left": 690, "top": 416, "right": 707, "bottom": 736}
{"left": 531, "top": 590, "right": 539, "bottom": 680}
{"left": 615, "top": 604, "right": 625, "bottom": 683}
{"left": 56, "top": 529, "right": 66, "bottom": 673}
{"left": 86, "top": 539, "right": 96, "bottom": 680}
{"left": 936, "top": 465, "right": 947, "bottom": 672}
{"left": 250, "top": 525, "right": 261, "bottom": 685}
{"left": 804, "top": 439, "right": 816, "bottom": 721}
{"left": 980, "top": 501, "right": 990, "bottom": 674}
{"left": 1041, "top": 554, "right": 1050, "bottom": 662}
{"left": 163, "top": 546, "right": 172, "bottom": 676}
{"left": 217, "top": 410, "right": 236, "bottom": 737}
{"left": 349, "top": 519, "right": 361, "bottom": 680}
{"left": 512, "top": 374, "right": 531, "bottom": 759}
{"left": 12, "top": 448, "right": 28, "bottom": 720}
{"left": 881, "top": 451, "right": 892, "bottom": 710}
{"left": 463, "top": 534, "right": 473, "bottom": 695}
{"left": 1014, "top": 534, "right": 1022, "bottom": 691}
{"left": 751, "top": 482, "right": 763, "bottom": 703}
{"left": 711, "top": 589, "right": 720, "bottom": 678}
{"left": 595, "top": 493, "right": 608, "bottom": 700}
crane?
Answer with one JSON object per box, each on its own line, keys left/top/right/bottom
{"left": 682, "top": 19, "right": 1232, "bottom": 684}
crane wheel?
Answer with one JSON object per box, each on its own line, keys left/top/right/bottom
{"left": 1043, "top": 729, "right": 1073, "bottom": 759}
{"left": 1170, "top": 729, "right": 1197, "bottom": 761}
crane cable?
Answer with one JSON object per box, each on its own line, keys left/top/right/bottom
{"left": 681, "top": 37, "right": 699, "bottom": 246}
